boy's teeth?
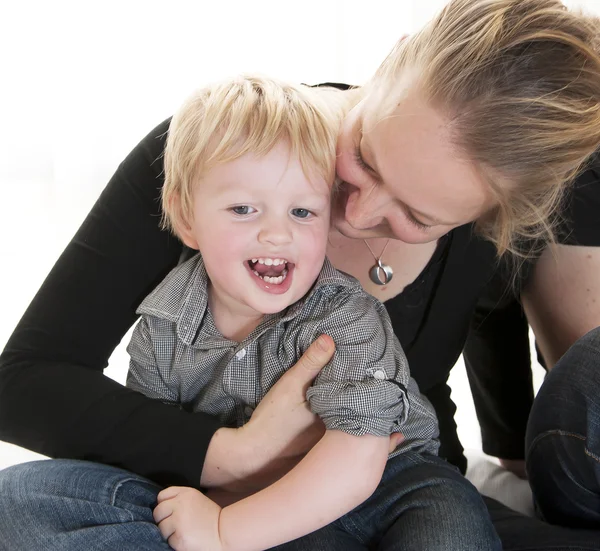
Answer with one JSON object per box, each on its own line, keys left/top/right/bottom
{"left": 252, "top": 258, "right": 288, "bottom": 265}
{"left": 264, "top": 275, "right": 284, "bottom": 284}
{"left": 252, "top": 268, "right": 288, "bottom": 285}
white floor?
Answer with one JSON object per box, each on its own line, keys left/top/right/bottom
{"left": 0, "top": 183, "right": 544, "bottom": 516}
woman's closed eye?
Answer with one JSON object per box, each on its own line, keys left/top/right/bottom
{"left": 404, "top": 209, "right": 432, "bottom": 231}
{"left": 354, "top": 145, "right": 373, "bottom": 173}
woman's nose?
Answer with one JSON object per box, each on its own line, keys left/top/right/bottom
{"left": 344, "top": 186, "right": 386, "bottom": 230}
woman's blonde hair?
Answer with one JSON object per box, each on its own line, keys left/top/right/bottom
{"left": 162, "top": 75, "right": 345, "bottom": 236}
{"left": 366, "top": 0, "right": 600, "bottom": 256}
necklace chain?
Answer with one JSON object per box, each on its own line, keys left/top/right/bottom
{"left": 363, "top": 239, "right": 390, "bottom": 262}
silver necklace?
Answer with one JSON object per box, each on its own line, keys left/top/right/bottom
{"left": 363, "top": 239, "right": 394, "bottom": 286}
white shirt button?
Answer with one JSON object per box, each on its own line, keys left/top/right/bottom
{"left": 244, "top": 405, "right": 254, "bottom": 417}
{"left": 235, "top": 348, "right": 247, "bottom": 360}
{"left": 373, "top": 369, "right": 386, "bottom": 380}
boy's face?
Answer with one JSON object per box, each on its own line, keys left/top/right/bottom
{"left": 180, "top": 140, "right": 331, "bottom": 316}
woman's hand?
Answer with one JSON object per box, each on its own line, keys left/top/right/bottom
{"left": 200, "top": 334, "right": 335, "bottom": 491}
{"left": 154, "top": 486, "right": 223, "bottom": 551}
{"left": 200, "top": 334, "right": 405, "bottom": 492}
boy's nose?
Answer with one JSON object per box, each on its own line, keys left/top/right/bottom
{"left": 257, "top": 219, "right": 293, "bottom": 246}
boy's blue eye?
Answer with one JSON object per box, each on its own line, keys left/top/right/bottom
{"left": 232, "top": 206, "right": 254, "bottom": 215}
{"left": 291, "top": 208, "right": 311, "bottom": 219}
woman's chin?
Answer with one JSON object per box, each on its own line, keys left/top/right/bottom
{"left": 333, "top": 217, "right": 393, "bottom": 240}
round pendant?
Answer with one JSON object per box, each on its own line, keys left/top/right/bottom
{"left": 369, "top": 259, "right": 394, "bottom": 286}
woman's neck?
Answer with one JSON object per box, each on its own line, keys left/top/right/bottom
{"left": 326, "top": 229, "right": 438, "bottom": 303}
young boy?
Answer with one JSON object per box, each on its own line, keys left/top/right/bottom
{"left": 126, "top": 75, "right": 500, "bottom": 550}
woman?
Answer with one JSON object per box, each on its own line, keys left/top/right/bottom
{"left": 0, "top": 0, "right": 599, "bottom": 549}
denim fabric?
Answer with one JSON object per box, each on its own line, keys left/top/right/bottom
{"left": 273, "top": 451, "right": 501, "bottom": 550}
{"left": 526, "top": 326, "right": 600, "bottom": 531}
{"left": 5, "top": 322, "right": 600, "bottom": 551}
{"left": 0, "top": 459, "right": 168, "bottom": 550}
{"left": 0, "top": 453, "right": 499, "bottom": 551}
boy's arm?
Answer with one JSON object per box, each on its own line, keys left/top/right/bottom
{"left": 155, "top": 430, "right": 388, "bottom": 551}
{"left": 218, "top": 430, "right": 388, "bottom": 550}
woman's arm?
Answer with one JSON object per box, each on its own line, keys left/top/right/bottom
{"left": 463, "top": 159, "right": 600, "bottom": 475}
{"left": 523, "top": 244, "right": 600, "bottom": 367}
{"left": 0, "top": 118, "right": 334, "bottom": 489}
{"left": 0, "top": 119, "right": 213, "bottom": 486}
{"left": 463, "top": 269, "right": 534, "bottom": 464}
{"left": 523, "top": 157, "right": 600, "bottom": 365}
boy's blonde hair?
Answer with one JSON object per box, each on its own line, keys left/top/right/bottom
{"left": 365, "top": 0, "right": 600, "bottom": 256}
{"left": 162, "top": 75, "right": 345, "bottom": 236}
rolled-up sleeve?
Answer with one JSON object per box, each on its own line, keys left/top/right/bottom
{"left": 306, "top": 292, "right": 410, "bottom": 436}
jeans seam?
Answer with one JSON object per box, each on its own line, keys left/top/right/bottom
{"left": 529, "top": 430, "right": 600, "bottom": 465}
{"left": 584, "top": 447, "right": 600, "bottom": 464}
{"left": 528, "top": 429, "right": 585, "bottom": 452}
{"left": 110, "top": 477, "right": 146, "bottom": 521}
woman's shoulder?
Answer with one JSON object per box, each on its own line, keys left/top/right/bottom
{"left": 121, "top": 117, "right": 172, "bottom": 171}
{"left": 560, "top": 154, "right": 600, "bottom": 246}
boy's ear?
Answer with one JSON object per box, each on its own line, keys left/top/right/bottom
{"left": 174, "top": 219, "right": 200, "bottom": 250}
{"left": 167, "top": 193, "right": 200, "bottom": 250}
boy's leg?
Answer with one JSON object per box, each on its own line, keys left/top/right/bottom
{"left": 341, "top": 452, "right": 501, "bottom": 551}
{"left": 526, "top": 326, "right": 600, "bottom": 529}
{"left": 270, "top": 522, "right": 366, "bottom": 551}
{"left": 0, "top": 459, "right": 169, "bottom": 551}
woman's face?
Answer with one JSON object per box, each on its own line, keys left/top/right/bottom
{"left": 334, "top": 87, "right": 496, "bottom": 243}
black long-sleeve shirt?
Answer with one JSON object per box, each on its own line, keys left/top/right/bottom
{"left": 1, "top": 110, "right": 598, "bottom": 487}
{"left": 464, "top": 157, "right": 600, "bottom": 460}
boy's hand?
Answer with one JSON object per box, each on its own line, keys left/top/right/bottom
{"left": 154, "top": 486, "right": 223, "bottom": 551}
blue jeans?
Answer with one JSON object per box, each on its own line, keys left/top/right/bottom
{"left": 526, "top": 325, "right": 600, "bottom": 531}
{"left": 485, "top": 326, "right": 600, "bottom": 551}
{"left": 0, "top": 452, "right": 499, "bottom": 551}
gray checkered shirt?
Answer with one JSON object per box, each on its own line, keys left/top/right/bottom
{"left": 126, "top": 255, "right": 439, "bottom": 458}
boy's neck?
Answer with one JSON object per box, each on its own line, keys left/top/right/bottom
{"left": 207, "top": 285, "right": 264, "bottom": 343}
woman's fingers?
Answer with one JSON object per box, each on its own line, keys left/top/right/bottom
{"left": 281, "top": 334, "right": 336, "bottom": 397}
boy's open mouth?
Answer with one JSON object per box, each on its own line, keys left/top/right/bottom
{"left": 246, "top": 258, "right": 291, "bottom": 285}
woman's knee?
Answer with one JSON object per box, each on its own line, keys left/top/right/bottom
{"left": 0, "top": 459, "right": 165, "bottom": 550}
{"left": 0, "top": 460, "right": 56, "bottom": 502}
{"left": 539, "top": 326, "right": 600, "bottom": 397}
{"left": 526, "top": 326, "right": 600, "bottom": 528}
{"left": 528, "top": 326, "right": 600, "bottom": 438}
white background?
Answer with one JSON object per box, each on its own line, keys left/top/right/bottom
{"left": 1, "top": 0, "right": 598, "bottom": 467}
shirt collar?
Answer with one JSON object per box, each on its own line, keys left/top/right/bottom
{"left": 137, "top": 254, "right": 360, "bottom": 346}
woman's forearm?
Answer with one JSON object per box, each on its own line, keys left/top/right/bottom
{"left": 218, "top": 430, "right": 388, "bottom": 551}
{"left": 0, "top": 118, "right": 223, "bottom": 488}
